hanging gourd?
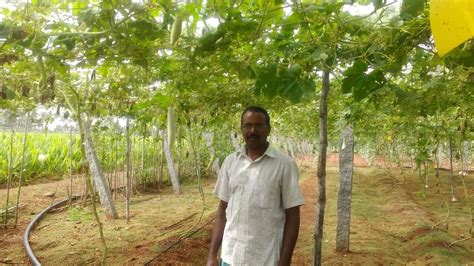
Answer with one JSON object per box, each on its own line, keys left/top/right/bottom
{"left": 170, "top": 15, "right": 182, "bottom": 45}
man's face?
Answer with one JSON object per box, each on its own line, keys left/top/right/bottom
{"left": 241, "top": 111, "right": 270, "bottom": 149}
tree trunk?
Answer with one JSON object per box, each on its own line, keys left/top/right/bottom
{"left": 84, "top": 170, "right": 108, "bottom": 264}
{"left": 130, "top": 136, "right": 134, "bottom": 196}
{"left": 190, "top": 125, "right": 205, "bottom": 202}
{"left": 68, "top": 128, "right": 74, "bottom": 204}
{"left": 230, "top": 131, "right": 240, "bottom": 151}
{"left": 437, "top": 142, "right": 444, "bottom": 168}
{"left": 313, "top": 70, "right": 330, "bottom": 266}
{"left": 435, "top": 142, "right": 441, "bottom": 194}
{"left": 141, "top": 131, "right": 145, "bottom": 173}
{"left": 159, "top": 147, "right": 164, "bottom": 190}
{"left": 153, "top": 137, "right": 159, "bottom": 188}
{"left": 76, "top": 112, "right": 89, "bottom": 174}
{"left": 204, "top": 132, "right": 220, "bottom": 176}
{"left": 423, "top": 161, "right": 429, "bottom": 190}
{"left": 82, "top": 119, "right": 118, "bottom": 219}
{"left": 3, "top": 127, "right": 14, "bottom": 229}
{"left": 167, "top": 107, "right": 177, "bottom": 150}
{"left": 125, "top": 117, "right": 131, "bottom": 222}
{"left": 449, "top": 138, "right": 457, "bottom": 202}
{"left": 160, "top": 131, "right": 180, "bottom": 194}
{"left": 177, "top": 127, "right": 182, "bottom": 186}
{"left": 459, "top": 137, "right": 473, "bottom": 236}
{"left": 108, "top": 135, "right": 113, "bottom": 190}
{"left": 287, "top": 138, "right": 295, "bottom": 158}
{"left": 462, "top": 141, "right": 468, "bottom": 175}
{"left": 15, "top": 118, "right": 28, "bottom": 227}
{"left": 113, "top": 137, "right": 118, "bottom": 200}
{"left": 121, "top": 144, "right": 126, "bottom": 198}
{"left": 336, "top": 125, "right": 354, "bottom": 252}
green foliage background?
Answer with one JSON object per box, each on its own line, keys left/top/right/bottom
{"left": 0, "top": 0, "right": 473, "bottom": 183}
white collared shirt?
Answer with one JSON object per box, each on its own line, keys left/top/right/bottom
{"left": 213, "top": 145, "right": 305, "bottom": 266}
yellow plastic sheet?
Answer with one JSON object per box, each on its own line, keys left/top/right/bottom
{"left": 430, "top": 0, "right": 474, "bottom": 56}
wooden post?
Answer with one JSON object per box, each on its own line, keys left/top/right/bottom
{"left": 336, "top": 125, "right": 354, "bottom": 252}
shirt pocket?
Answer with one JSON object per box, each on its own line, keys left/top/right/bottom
{"left": 253, "top": 164, "right": 281, "bottom": 210}
{"left": 254, "top": 185, "right": 279, "bottom": 210}
{"left": 256, "top": 193, "right": 273, "bottom": 209}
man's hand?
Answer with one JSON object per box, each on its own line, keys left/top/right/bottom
{"left": 206, "top": 256, "right": 219, "bottom": 266}
{"left": 207, "top": 200, "right": 228, "bottom": 266}
{"left": 279, "top": 206, "right": 301, "bottom": 266}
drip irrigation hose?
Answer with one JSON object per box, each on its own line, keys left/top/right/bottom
{"left": 23, "top": 195, "right": 81, "bottom": 266}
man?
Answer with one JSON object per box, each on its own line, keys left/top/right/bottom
{"left": 207, "top": 106, "right": 304, "bottom": 266}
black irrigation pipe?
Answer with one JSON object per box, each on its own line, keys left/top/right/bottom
{"left": 23, "top": 195, "right": 81, "bottom": 266}
{"left": 23, "top": 183, "right": 140, "bottom": 265}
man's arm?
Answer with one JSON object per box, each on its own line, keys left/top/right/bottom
{"left": 207, "top": 200, "right": 228, "bottom": 266}
{"left": 279, "top": 206, "right": 301, "bottom": 266}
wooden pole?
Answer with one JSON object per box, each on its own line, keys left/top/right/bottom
{"left": 15, "top": 118, "right": 29, "bottom": 227}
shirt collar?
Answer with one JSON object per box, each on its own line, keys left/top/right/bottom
{"left": 237, "top": 144, "right": 276, "bottom": 159}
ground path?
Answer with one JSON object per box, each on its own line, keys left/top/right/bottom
{"left": 0, "top": 175, "right": 89, "bottom": 264}
{"left": 1, "top": 155, "right": 473, "bottom": 264}
{"left": 159, "top": 155, "right": 473, "bottom": 264}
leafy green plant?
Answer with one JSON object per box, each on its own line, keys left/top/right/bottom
{"left": 152, "top": 243, "right": 162, "bottom": 253}
{"left": 67, "top": 206, "right": 92, "bottom": 222}
{"left": 0, "top": 132, "right": 83, "bottom": 183}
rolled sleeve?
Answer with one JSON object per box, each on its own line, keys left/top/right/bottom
{"left": 281, "top": 160, "right": 305, "bottom": 209}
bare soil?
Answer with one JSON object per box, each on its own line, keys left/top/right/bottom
{"left": 1, "top": 153, "right": 473, "bottom": 265}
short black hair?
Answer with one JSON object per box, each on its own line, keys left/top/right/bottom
{"left": 241, "top": 106, "right": 271, "bottom": 127}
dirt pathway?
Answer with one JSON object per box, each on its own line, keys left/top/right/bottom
{"left": 2, "top": 155, "right": 473, "bottom": 264}
{"left": 158, "top": 156, "right": 472, "bottom": 265}
{"left": 0, "top": 176, "right": 88, "bottom": 264}
{"left": 293, "top": 163, "right": 473, "bottom": 265}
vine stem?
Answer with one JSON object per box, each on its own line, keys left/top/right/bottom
{"left": 85, "top": 175, "right": 108, "bottom": 265}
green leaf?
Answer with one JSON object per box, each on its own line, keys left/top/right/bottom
{"left": 353, "top": 70, "right": 386, "bottom": 101}
{"left": 284, "top": 78, "right": 315, "bottom": 103}
{"left": 347, "top": 60, "right": 369, "bottom": 75}
{"left": 134, "top": 92, "right": 172, "bottom": 111}
{"left": 149, "top": 7, "right": 161, "bottom": 18}
{"left": 401, "top": 0, "right": 426, "bottom": 18}
{"left": 341, "top": 60, "right": 368, "bottom": 94}
{"left": 254, "top": 63, "right": 277, "bottom": 98}
{"left": 310, "top": 49, "right": 328, "bottom": 62}
{"left": 46, "top": 57, "right": 69, "bottom": 75}
{"left": 342, "top": 60, "right": 387, "bottom": 101}
{"left": 262, "top": 63, "right": 279, "bottom": 98}
{"left": 322, "top": 2, "right": 344, "bottom": 15}
{"left": 287, "top": 64, "right": 302, "bottom": 78}
{"left": 445, "top": 43, "right": 474, "bottom": 68}
{"left": 282, "top": 11, "right": 304, "bottom": 33}
{"left": 195, "top": 28, "right": 226, "bottom": 54}
{"left": 1, "top": 84, "right": 15, "bottom": 99}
